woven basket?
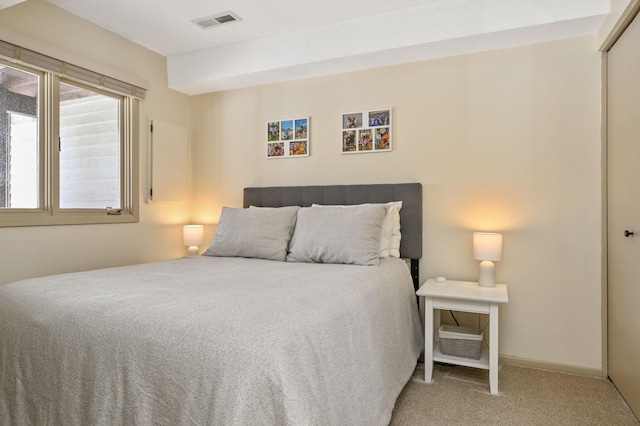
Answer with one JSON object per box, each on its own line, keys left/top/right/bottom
{"left": 438, "top": 325, "right": 483, "bottom": 360}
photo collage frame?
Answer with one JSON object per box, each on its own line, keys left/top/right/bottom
{"left": 341, "top": 108, "right": 392, "bottom": 154}
{"left": 266, "top": 117, "right": 309, "bottom": 158}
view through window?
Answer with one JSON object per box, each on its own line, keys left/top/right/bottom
{"left": 59, "top": 82, "right": 121, "bottom": 209}
{"left": 0, "top": 65, "right": 39, "bottom": 209}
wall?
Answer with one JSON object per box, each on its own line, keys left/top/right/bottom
{"left": 191, "top": 36, "right": 603, "bottom": 371}
{"left": 598, "top": 0, "right": 637, "bottom": 47}
{"left": 0, "top": 0, "right": 605, "bottom": 373}
{"left": 0, "top": 0, "right": 192, "bottom": 285}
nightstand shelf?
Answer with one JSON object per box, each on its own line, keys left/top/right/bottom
{"left": 433, "top": 343, "right": 490, "bottom": 370}
{"left": 417, "top": 279, "right": 509, "bottom": 394}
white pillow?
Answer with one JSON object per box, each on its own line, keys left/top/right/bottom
{"left": 311, "top": 201, "right": 402, "bottom": 258}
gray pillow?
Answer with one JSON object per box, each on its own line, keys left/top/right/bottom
{"left": 205, "top": 206, "right": 300, "bottom": 261}
{"left": 286, "top": 204, "right": 387, "bottom": 266}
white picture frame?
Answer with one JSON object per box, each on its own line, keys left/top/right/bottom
{"left": 341, "top": 108, "right": 392, "bottom": 154}
{"left": 267, "top": 117, "right": 309, "bottom": 158}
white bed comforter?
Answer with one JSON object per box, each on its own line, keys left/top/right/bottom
{"left": 0, "top": 256, "right": 423, "bottom": 426}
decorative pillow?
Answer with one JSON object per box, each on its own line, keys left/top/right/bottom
{"left": 311, "top": 201, "right": 402, "bottom": 258}
{"left": 287, "top": 204, "right": 387, "bottom": 266}
{"left": 204, "top": 206, "right": 300, "bottom": 261}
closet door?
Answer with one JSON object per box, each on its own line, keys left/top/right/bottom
{"left": 607, "top": 10, "right": 640, "bottom": 420}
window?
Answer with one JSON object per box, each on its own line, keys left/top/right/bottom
{"left": 0, "top": 45, "right": 142, "bottom": 227}
{"left": 59, "top": 81, "right": 122, "bottom": 209}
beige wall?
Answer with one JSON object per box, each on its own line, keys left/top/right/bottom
{"left": 598, "top": 0, "right": 637, "bottom": 47}
{"left": 0, "top": 0, "right": 605, "bottom": 372}
{"left": 0, "top": 0, "right": 192, "bottom": 285}
{"left": 191, "top": 36, "right": 603, "bottom": 371}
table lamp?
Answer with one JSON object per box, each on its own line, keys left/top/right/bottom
{"left": 183, "top": 224, "right": 204, "bottom": 256}
{"left": 473, "top": 232, "right": 502, "bottom": 287}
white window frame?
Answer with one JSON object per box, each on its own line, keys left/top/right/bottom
{"left": 0, "top": 59, "right": 139, "bottom": 227}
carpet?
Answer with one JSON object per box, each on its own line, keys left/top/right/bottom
{"left": 390, "top": 362, "right": 639, "bottom": 425}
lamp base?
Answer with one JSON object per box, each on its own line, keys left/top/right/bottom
{"left": 478, "top": 260, "right": 496, "bottom": 288}
{"left": 187, "top": 246, "right": 199, "bottom": 256}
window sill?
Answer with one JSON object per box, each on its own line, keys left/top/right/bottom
{"left": 0, "top": 211, "right": 139, "bottom": 227}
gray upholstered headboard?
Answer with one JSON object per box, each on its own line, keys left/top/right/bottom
{"left": 243, "top": 183, "right": 423, "bottom": 290}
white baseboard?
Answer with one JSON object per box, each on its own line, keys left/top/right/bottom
{"left": 499, "top": 354, "right": 604, "bottom": 378}
{"left": 420, "top": 351, "right": 604, "bottom": 378}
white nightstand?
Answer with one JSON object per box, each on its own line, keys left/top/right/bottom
{"left": 416, "top": 279, "right": 509, "bottom": 394}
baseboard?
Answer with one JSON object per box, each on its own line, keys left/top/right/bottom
{"left": 419, "top": 351, "right": 604, "bottom": 378}
{"left": 499, "top": 355, "right": 604, "bottom": 378}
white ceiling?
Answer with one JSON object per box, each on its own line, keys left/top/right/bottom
{"left": 42, "top": 0, "right": 610, "bottom": 95}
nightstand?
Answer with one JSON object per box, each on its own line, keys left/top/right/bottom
{"left": 416, "top": 279, "right": 509, "bottom": 394}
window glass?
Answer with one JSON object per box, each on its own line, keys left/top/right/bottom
{"left": 0, "top": 65, "right": 39, "bottom": 208}
{"left": 59, "top": 82, "right": 121, "bottom": 209}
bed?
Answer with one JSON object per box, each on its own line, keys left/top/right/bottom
{"left": 0, "top": 183, "right": 424, "bottom": 426}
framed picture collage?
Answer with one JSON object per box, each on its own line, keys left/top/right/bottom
{"left": 266, "top": 117, "right": 309, "bottom": 158}
{"left": 341, "top": 108, "right": 392, "bottom": 154}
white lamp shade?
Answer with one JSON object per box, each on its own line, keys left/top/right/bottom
{"left": 183, "top": 225, "right": 204, "bottom": 247}
{"left": 473, "top": 232, "right": 503, "bottom": 261}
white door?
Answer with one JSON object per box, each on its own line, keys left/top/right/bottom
{"left": 607, "top": 11, "right": 640, "bottom": 420}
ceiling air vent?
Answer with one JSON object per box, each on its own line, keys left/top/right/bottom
{"left": 192, "top": 11, "right": 242, "bottom": 29}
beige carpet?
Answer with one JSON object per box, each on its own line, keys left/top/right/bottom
{"left": 390, "top": 362, "right": 639, "bottom": 425}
